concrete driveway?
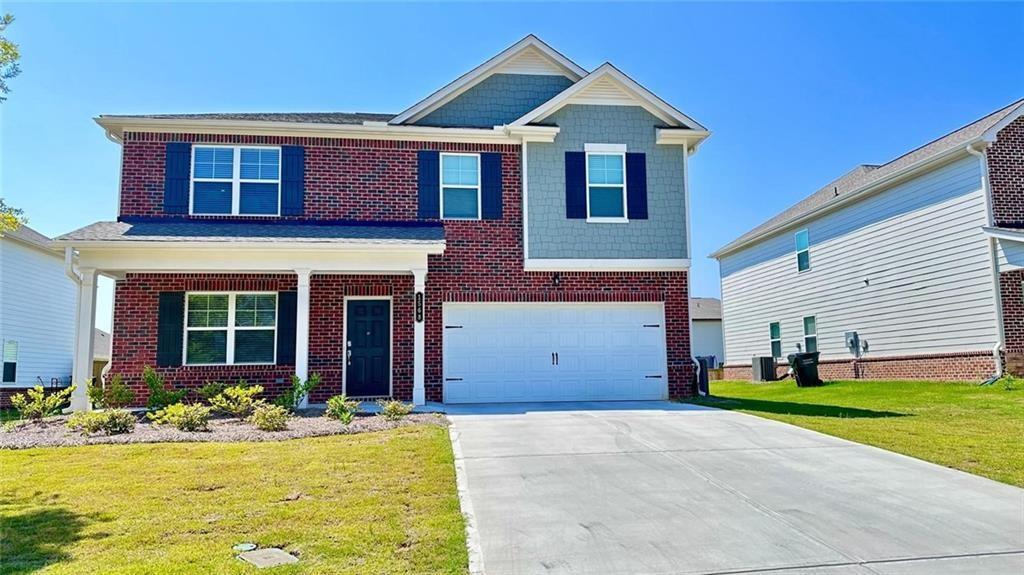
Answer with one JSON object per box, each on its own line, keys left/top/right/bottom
{"left": 446, "top": 402, "right": 1024, "bottom": 575}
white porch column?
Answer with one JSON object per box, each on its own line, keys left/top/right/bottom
{"left": 412, "top": 268, "right": 427, "bottom": 406}
{"left": 295, "top": 268, "right": 311, "bottom": 409}
{"left": 70, "top": 268, "right": 97, "bottom": 412}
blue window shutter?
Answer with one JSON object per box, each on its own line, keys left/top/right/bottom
{"left": 276, "top": 291, "right": 297, "bottom": 365}
{"left": 565, "top": 151, "right": 586, "bottom": 219}
{"left": 626, "top": 152, "right": 648, "bottom": 220}
{"left": 418, "top": 151, "right": 440, "bottom": 219}
{"left": 280, "top": 145, "right": 305, "bottom": 216}
{"left": 164, "top": 143, "right": 191, "bottom": 214}
{"left": 156, "top": 292, "right": 184, "bottom": 367}
{"left": 480, "top": 152, "right": 503, "bottom": 220}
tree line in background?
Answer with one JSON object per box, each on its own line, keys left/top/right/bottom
{"left": 1, "top": 13, "right": 22, "bottom": 232}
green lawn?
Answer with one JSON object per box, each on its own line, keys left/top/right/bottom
{"left": 0, "top": 425, "right": 467, "bottom": 575}
{"left": 688, "top": 379, "right": 1024, "bottom": 487}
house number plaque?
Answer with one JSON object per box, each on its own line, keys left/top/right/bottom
{"left": 415, "top": 292, "right": 424, "bottom": 323}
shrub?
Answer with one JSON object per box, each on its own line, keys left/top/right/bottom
{"left": 248, "top": 403, "right": 289, "bottom": 431}
{"left": 999, "top": 375, "right": 1022, "bottom": 391}
{"left": 88, "top": 374, "right": 135, "bottom": 409}
{"left": 148, "top": 403, "right": 211, "bottom": 432}
{"left": 10, "top": 385, "right": 76, "bottom": 422}
{"left": 274, "top": 373, "right": 322, "bottom": 411}
{"left": 144, "top": 367, "right": 187, "bottom": 410}
{"left": 197, "top": 381, "right": 227, "bottom": 403}
{"left": 209, "top": 385, "right": 264, "bottom": 419}
{"left": 325, "top": 394, "right": 361, "bottom": 425}
{"left": 376, "top": 399, "right": 413, "bottom": 421}
{"left": 67, "top": 409, "right": 136, "bottom": 435}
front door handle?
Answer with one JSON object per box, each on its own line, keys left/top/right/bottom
{"left": 347, "top": 342, "right": 353, "bottom": 366}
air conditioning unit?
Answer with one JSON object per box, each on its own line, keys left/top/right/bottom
{"left": 751, "top": 356, "right": 777, "bottom": 382}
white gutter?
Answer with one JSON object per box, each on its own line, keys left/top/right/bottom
{"left": 966, "top": 142, "right": 1005, "bottom": 378}
{"left": 52, "top": 239, "right": 447, "bottom": 253}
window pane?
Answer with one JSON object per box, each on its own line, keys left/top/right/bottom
{"left": 235, "top": 330, "right": 275, "bottom": 363}
{"left": 193, "top": 181, "right": 232, "bottom": 214}
{"left": 797, "top": 251, "right": 810, "bottom": 271}
{"left": 795, "top": 230, "right": 809, "bottom": 251}
{"left": 442, "top": 155, "right": 478, "bottom": 186}
{"left": 2, "top": 362, "right": 15, "bottom": 383}
{"left": 188, "top": 295, "right": 228, "bottom": 327}
{"left": 239, "top": 182, "right": 279, "bottom": 215}
{"left": 256, "top": 295, "right": 277, "bottom": 327}
{"left": 588, "top": 154, "right": 624, "bottom": 185}
{"left": 769, "top": 323, "right": 780, "bottom": 340}
{"left": 3, "top": 340, "right": 16, "bottom": 363}
{"left": 805, "top": 336, "right": 818, "bottom": 354}
{"left": 240, "top": 148, "right": 280, "bottom": 180}
{"left": 771, "top": 340, "right": 782, "bottom": 359}
{"left": 187, "top": 330, "right": 227, "bottom": 364}
{"left": 194, "top": 147, "right": 234, "bottom": 179}
{"left": 589, "top": 186, "right": 625, "bottom": 218}
{"left": 803, "top": 316, "right": 816, "bottom": 335}
{"left": 442, "top": 187, "right": 479, "bottom": 218}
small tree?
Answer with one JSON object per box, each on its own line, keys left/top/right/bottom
{"left": 0, "top": 198, "right": 26, "bottom": 233}
{"left": 0, "top": 13, "right": 21, "bottom": 102}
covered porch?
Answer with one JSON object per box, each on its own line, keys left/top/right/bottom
{"left": 54, "top": 219, "right": 445, "bottom": 411}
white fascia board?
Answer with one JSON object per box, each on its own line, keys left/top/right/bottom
{"left": 982, "top": 100, "right": 1024, "bottom": 142}
{"left": 389, "top": 35, "right": 587, "bottom": 126}
{"left": 982, "top": 227, "right": 1024, "bottom": 243}
{"left": 510, "top": 63, "right": 709, "bottom": 132}
{"left": 523, "top": 258, "right": 691, "bottom": 272}
{"left": 656, "top": 128, "right": 712, "bottom": 152}
{"left": 95, "top": 117, "right": 517, "bottom": 145}
{"left": 709, "top": 140, "right": 979, "bottom": 260}
{"left": 55, "top": 239, "right": 446, "bottom": 253}
{"left": 502, "top": 124, "right": 559, "bottom": 142}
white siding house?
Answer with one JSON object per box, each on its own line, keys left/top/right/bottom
{"left": 0, "top": 225, "right": 77, "bottom": 393}
{"left": 712, "top": 100, "right": 1024, "bottom": 381}
{"left": 691, "top": 297, "right": 724, "bottom": 366}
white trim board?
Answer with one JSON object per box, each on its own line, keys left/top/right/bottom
{"left": 523, "top": 258, "right": 691, "bottom": 272}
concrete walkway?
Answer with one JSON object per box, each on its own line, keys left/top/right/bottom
{"left": 446, "top": 401, "right": 1024, "bottom": 575}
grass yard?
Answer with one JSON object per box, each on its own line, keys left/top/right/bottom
{"left": 0, "top": 425, "right": 467, "bottom": 575}
{"left": 688, "top": 379, "right": 1024, "bottom": 487}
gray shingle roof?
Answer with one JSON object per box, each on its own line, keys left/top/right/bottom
{"left": 56, "top": 220, "right": 444, "bottom": 244}
{"left": 99, "top": 112, "right": 396, "bottom": 125}
{"left": 714, "top": 98, "right": 1024, "bottom": 257}
{"left": 690, "top": 297, "right": 721, "bottom": 321}
{"left": 1, "top": 224, "right": 54, "bottom": 250}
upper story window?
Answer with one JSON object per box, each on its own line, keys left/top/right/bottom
{"left": 803, "top": 316, "right": 818, "bottom": 353}
{"left": 2, "top": 340, "right": 17, "bottom": 383}
{"left": 795, "top": 229, "right": 811, "bottom": 272}
{"left": 440, "top": 153, "right": 481, "bottom": 219}
{"left": 585, "top": 145, "right": 627, "bottom": 222}
{"left": 192, "top": 146, "right": 281, "bottom": 216}
{"left": 185, "top": 293, "right": 277, "bottom": 365}
{"left": 769, "top": 322, "right": 782, "bottom": 359}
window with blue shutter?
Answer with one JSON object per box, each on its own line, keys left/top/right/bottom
{"left": 565, "top": 151, "right": 586, "bottom": 219}
{"left": 280, "top": 146, "right": 305, "bottom": 216}
{"left": 190, "top": 145, "right": 282, "bottom": 216}
{"left": 417, "top": 151, "right": 441, "bottom": 219}
{"left": 156, "top": 292, "right": 185, "bottom": 367}
{"left": 164, "top": 143, "right": 192, "bottom": 214}
{"left": 441, "top": 153, "right": 480, "bottom": 219}
{"left": 480, "top": 152, "right": 503, "bottom": 220}
{"left": 625, "top": 152, "right": 648, "bottom": 220}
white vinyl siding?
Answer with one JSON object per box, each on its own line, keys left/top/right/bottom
{"left": 0, "top": 237, "right": 76, "bottom": 387}
{"left": 692, "top": 319, "right": 725, "bottom": 366}
{"left": 720, "top": 155, "right": 997, "bottom": 364}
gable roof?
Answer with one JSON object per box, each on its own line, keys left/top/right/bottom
{"left": 711, "top": 98, "right": 1024, "bottom": 259}
{"left": 690, "top": 297, "right": 722, "bottom": 321}
{"left": 1, "top": 224, "right": 55, "bottom": 252}
{"left": 389, "top": 35, "right": 587, "bottom": 126}
{"left": 511, "top": 62, "right": 708, "bottom": 131}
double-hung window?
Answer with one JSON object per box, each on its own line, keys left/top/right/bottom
{"left": 185, "top": 293, "right": 277, "bottom": 365}
{"left": 440, "top": 153, "right": 481, "bottom": 219}
{"left": 585, "top": 146, "right": 627, "bottom": 221}
{"left": 769, "top": 322, "right": 782, "bottom": 359}
{"left": 2, "top": 340, "right": 17, "bottom": 383}
{"left": 795, "top": 229, "right": 811, "bottom": 272}
{"left": 803, "top": 316, "right": 818, "bottom": 353}
{"left": 192, "top": 146, "right": 281, "bottom": 216}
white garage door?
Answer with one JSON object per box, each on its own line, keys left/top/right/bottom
{"left": 443, "top": 303, "right": 667, "bottom": 403}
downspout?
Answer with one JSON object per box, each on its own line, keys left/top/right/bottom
{"left": 966, "top": 142, "right": 1005, "bottom": 379}
{"left": 683, "top": 144, "right": 704, "bottom": 395}
{"left": 65, "top": 247, "right": 84, "bottom": 405}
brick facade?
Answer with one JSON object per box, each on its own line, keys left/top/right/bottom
{"left": 987, "top": 116, "right": 1024, "bottom": 228}
{"left": 723, "top": 350, "right": 996, "bottom": 382}
{"left": 108, "top": 133, "right": 695, "bottom": 405}
{"left": 1000, "top": 269, "right": 1024, "bottom": 376}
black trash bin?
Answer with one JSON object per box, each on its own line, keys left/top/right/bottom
{"left": 787, "top": 352, "right": 823, "bottom": 387}
{"left": 695, "top": 357, "right": 710, "bottom": 395}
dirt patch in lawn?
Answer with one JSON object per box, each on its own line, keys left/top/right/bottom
{"left": 0, "top": 410, "right": 447, "bottom": 449}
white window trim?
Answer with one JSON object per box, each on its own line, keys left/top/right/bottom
{"left": 769, "top": 322, "right": 782, "bottom": 359}
{"left": 190, "top": 145, "right": 282, "bottom": 217}
{"left": 795, "top": 229, "right": 811, "bottom": 273}
{"left": 803, "top": 315, "right": 818, "bottom": 353}
{"left": 1, "top": 340, "right": 17, "bottom": 384}
{"left": 439, "top": 152, "right": 481, "bottom": 220}
{"left": 584, "top": 146, "right": 628, "bottom": 223}
{"left": 183, "top": 292, "right": 278, "bottom": 366}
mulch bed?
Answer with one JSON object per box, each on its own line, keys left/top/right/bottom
{"left": 0, "top": 410, "right": 447, "bottom": 449}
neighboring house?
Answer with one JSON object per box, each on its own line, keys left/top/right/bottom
{"left": 690, "top": 297, "right": 723, "bottom": 366}
{"left": 0, "top": 225, "right": 76, "bottom": 406}
{"left": 93, "top": 328, "right": 111, "bottom": 381}
{"left": 55, "top": 36, "right": 710, "bottom": 410}
{"left": 711, "top": 99, "right": 1024, "bottom": 381}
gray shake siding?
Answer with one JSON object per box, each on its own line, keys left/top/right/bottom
{"left": 527, "top": 105, "right": 688, "bottom": 259}
{"left": 415, "top": 73, "right": 574, "bottom": 128}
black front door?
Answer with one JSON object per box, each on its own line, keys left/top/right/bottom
{"left": 346, "top": 299, "right": 391, "bottom": 397}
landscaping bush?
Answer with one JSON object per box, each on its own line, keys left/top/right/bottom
{"left": 274, "top": 373, "right": 321, "bottom": 411}
{"left": 67, "top": 409, "right": 136, "bottom": 435}
{"left": 376, "top": 399, "right": 413, "bottom": 421}
{"left": 209, "top": 384, "right": 264, "bottom": 419}
{"left": 197, "top": 381, "right": 227, "bottom": 403}
{"left": 144, "top": 367, "right": 187, "bottom": 410}
{"left": 248, "top": 403, "right": 289, "bottom": 431}
{"left": 148, "top": 403, "right": 211, "bottom": 432}
{"left": 325, "top": 394, "right": 360, "bottom": 425}
{"left": 10, "top": 385, "right": 76, "bottom": 422}
{"left": 87, "top": 374, "right": 135, "bottom": 409}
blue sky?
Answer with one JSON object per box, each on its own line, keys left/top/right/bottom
{"left": 2, "top": 2, "right": 1022, "bottom": 331}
